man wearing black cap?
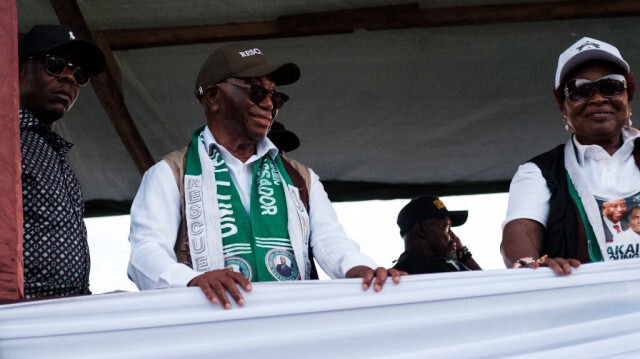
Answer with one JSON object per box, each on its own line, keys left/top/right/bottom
{"left": 394, "top": 196, "right": 481, "bottom": 274}
{"left": 18, "top": 25, "right": 106, "bottom": 298}
{"left": 268, "top": 121, "right": 300, "bottom": 154}
{"left": 128, "top": 43, "right": 402, "bottom": 309}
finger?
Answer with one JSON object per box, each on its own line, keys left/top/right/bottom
{"left": 210, "top": 281, "right": 233, "bottom": 310}
{"left": 219, "top": 274, "right": 249, "bottom": 307}
{"left": 450, "top": 231, "right": 463, "bottom": 246}
{"left": 360, "top": 268, "right": 374, "bottom": 291}
{"left": 561, "top": 259, "right": 580, "bottom": 274}
{"left": 227, "top": 271, "right": 253, "bottom": 292}
{"left": 558, "top": 259, "right": 573, "bottom": 274}
{"left": 373, "top": 267, "right": 388, "bottom": 292}
{"left": 543, "top": 258, "right": 558, "bottom": 273}
{"left": 546, "top": 258, "right": 569, "bottom": 275}
{"left": 387, "top": 268, "right": 404, "bottom": 283}
{"left": 189, "top": 275, "right": 220, "bottom": 304}
{"left": 197, "top": 281, "right": 219, "bottom": 304}
{"left": 222, "top": 284, "right": 245, "bottom": 307}
{"left": 556, "top": 258, "right": 574, "bottom": 275}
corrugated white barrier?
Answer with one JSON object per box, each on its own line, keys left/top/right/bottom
{"left": 2, "top": 259, "right": 640, "bottom": 358}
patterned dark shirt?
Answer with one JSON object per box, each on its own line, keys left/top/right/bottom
{"left": 20, "top": 107, "right": 90, "bottom": 298}
{"left": 393, "top": 250, "right": 470, "bottom": 274}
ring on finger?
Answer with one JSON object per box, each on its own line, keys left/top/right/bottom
{"left": 537, "top": 255, "right": 547, "bottom": 265}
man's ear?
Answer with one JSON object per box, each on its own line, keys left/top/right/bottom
{"left": 203, "top": 86, "right": 220, "bottom": 111}
{"left": 412, "top": 222, "right": 426, "bottom": 236}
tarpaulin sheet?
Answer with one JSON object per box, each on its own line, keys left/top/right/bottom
{"left": 2, "top": 260, "right": 640, "bottom": 358}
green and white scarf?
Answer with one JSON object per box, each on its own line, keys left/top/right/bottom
{"left": 184, "top": 126, "right": 306, "bottom": 281}
{"left": 564, "top": 139, "right": 606, "bottom": 261}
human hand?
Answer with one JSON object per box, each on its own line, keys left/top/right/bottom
{"left": 538, "top": 256, "right": 581, "bottom": 275}
{"left": 449, "top": 229, "right": 464, "bottom": 249}
{"left": 345, "top": 266, "right": 406, "bottom": 292}
{"left": 188, "top": 268, "right": 252, "bottom": 309}
{"left": 513, "top": 255, "right": 580, "bottom": 275}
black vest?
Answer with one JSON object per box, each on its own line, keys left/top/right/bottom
{"left": 529, "top": 145, "right": 581, "bottom": 259}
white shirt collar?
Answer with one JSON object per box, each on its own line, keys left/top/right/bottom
{"left": 602, "top": 216, "right": 619, "bottom": 228}
{"left": 572, "top": 126, "right": 640, "bottom": 165}
{"left": 203, "top": 125, "right": 279, "bottom": 164}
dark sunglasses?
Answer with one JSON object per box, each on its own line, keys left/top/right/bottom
{"left": 226, "top": 81, "right": 289, "bottom": 109}
{"left": 31, "top": 54, "right": 90, "bottom": 86}
{"left": 564, "top": 74, "right": 627, "bottom": 102}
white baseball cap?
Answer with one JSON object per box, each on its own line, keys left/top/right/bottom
{"left": 555, "top": 37, "right": 630, "bottom": 89}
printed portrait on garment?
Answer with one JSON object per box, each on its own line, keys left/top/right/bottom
{"left": 266, "top": 250, "right": 299, "bottom": 281}
{"left": 597, "top": 196, "right": 640, "bottom": 260}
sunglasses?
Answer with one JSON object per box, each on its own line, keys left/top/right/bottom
{"left": 564, "top": 74, "right": 627, "bottom": 102}
{"left": 225, "top": 81, "right": 289, "bottom": 109}
{"left": 32, "top": 54, "right": 90, "bottom": 86}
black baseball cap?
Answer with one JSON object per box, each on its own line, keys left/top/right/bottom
{"left": 19, "top": 24, "right": 106, "bottom": 77}
{"left": 267, "top": 121, "right": 300, "bottom": 153}
{"left": 195, "top": 43, "right": 300, "bottom": 100}
{"left": 397, "top": 196, "right": 468, "bottom": 236}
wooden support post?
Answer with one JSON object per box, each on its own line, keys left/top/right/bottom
{"left": 0, "top": 0, "right": 24, "bottom": 302}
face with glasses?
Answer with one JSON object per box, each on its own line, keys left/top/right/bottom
{"left": 209, "top": 76, "right": 287, "bottom": 145}
{"left": 561, "top": 62, "right": 631, "bottom": 146}
{"left": 19, "top": 50, "right": 85, "bottom": 125}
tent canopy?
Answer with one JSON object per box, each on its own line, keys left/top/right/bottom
{"left": 16, "top": 0, "right": 640, "bottom": 216}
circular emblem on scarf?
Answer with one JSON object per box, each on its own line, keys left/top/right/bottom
{"left": 224, "top": 257, "right": 252, "bottom": 281}
{"left": 266, "top": 249, "right": 299, "bottom": 281}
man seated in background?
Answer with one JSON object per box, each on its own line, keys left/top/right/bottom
{"left": 393, "top": 196, "right": 481, "bottom": 274}
{"left": 267, "top": 121, "right": 300, "bottom": 155}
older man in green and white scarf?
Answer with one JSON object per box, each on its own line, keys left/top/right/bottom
{"left": 128, "top": 43, "right": 404, "bottom": 309}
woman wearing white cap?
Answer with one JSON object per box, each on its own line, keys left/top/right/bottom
{"left": 501, "top": 37, "right": 637, "bottom": 274}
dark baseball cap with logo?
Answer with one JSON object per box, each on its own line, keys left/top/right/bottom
{"left": 194, "top": 43, "right": 300, "bottom": 100}
{"left": 19, "top": 24, "right": 106, "bottom": 77}
{"left": 397, "top": 196, "right": 468, "bottom": 236}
